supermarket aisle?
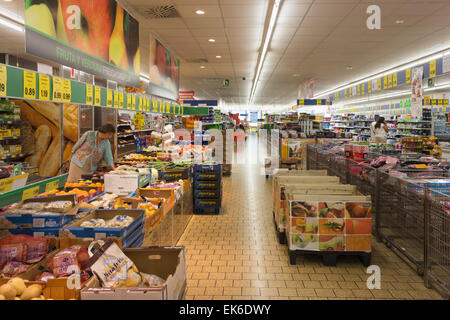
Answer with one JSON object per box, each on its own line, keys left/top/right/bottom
{"left": 178, "top": 135, "right": 442, "bottom": 300}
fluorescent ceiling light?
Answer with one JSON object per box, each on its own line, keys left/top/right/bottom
{"left": 196, "top": 10, "right": 205, "bottom": 15}
{"left": 249, "top": 0, "right": 282, "bottom": 104}
{"left": 314, "top": 48, "right": 450, "bottom": 99}
{"left": 0, "top": 15, "right": 24, "bottom": 32}
{"left": 208, "top": 39, "right": 215, "bottom": 43}
{"left": 216, "top": 55, "right": 222, "bottom": 59}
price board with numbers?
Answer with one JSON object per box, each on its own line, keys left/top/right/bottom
{"left": 86, "top": 84, "right": 93, "bottom": 105}
{"left": 0, "top": 65, "right": 6, "bottom": 96}
{"left": 23, "top": 70, "right": 37, "bottom": 99}
{"left": 114, "top": 91, "right": 119, "bottom": 108}
{"left": 132, "top": 95, "right": 136, "bottom": 109}
{"left": 62, "top": 79, "right": 71, "bottom": 102}
{"left": 106, "top": 89, "right": 113, "bottom": 107}
{"left": 38, "top": 74, "right": 50, "bottom": 100}
{"left": 45, "top": 180, "right": 60, "bottom": 192}
{"left": 94, "top": 86, "right": 101, "bottom": 105}
{"left": 53, "top": 77, "right": 64, "bottom": 102}
{"left": 119, "top": 92, "right": 124, "bottom": 108}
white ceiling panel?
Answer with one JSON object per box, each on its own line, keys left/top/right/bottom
{"left": 307, "top": 3, "right": 356, "bottom": 17}
{"left": 176, "top": 5, "right": 222, "bottom": 18}
{"left": 221, "top": 4, "right": 267, "bottom": 18}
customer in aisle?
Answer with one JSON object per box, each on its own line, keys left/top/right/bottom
{"left": 373, "top": 117, "right": 389, "bottom": 144}
{"left": 370, "top": 115, "right": 380, "bottom": 141}
{"left": 67, "top": 124, "right": 115, "bottom": 182}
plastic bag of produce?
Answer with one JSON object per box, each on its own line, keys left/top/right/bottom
{"left": 0, "top": 235, "right": 49, "bottom": 265}
{"left": 47, "top": 245, "right": 89, "bottom": 277}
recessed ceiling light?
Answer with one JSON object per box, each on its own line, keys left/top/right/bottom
{"left": 347, "top": 66, "right": 353, "bottom": 70}
{"left": 293, "top": 74, "right": 300, "bottom": 77}
{"left": 396, "top": 20, "right": 404, "bottom": 24}
{"left": 216, "top": 56, "right": 222, "bottom": 59}
{"left": 208, "top": 39, "right": 216, "bottom": 43}
{"left": 196, "top": 10, "right": 205, "bottom": 15}
{"left": 200, "top": 66, "right": 205, "bottom": 69}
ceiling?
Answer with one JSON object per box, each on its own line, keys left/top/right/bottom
{"left": 2, "top": 0, "right": 450, "bottom": 110}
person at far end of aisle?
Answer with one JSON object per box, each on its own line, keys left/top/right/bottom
{"left": 67, "top": 124, "right": 115, "bottom": 182}
{"left": 370, "top": 114, "right": 380, "bottom": 141}
{"left": 373, "top": 117, "right": 389, "bottom": 144}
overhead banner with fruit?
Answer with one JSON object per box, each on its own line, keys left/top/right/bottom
{"left": 24, "top": 0, "right": 140, "bottom": 87}
{"left": 149, "top": 34, "right": 180, "bottom": 101}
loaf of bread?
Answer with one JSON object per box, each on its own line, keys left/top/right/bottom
{"left": 63, "top": 140, "right": 74, "bottom": 162}
{"left": 26, "top": 125, "right": 51, "bottom": 167}
{"left": 63, "top": 104, "right": 79, "bottom": 143}
{"left": 39, "top": 138, "right": 61, "bottom": 177}
{"left": 15, "top": 100, "right": 58, "bottom": 137}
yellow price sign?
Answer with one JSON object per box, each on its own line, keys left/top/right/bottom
{"left": 0, "top": 176, "right": 14, "bottom": 193}
{"left": 361, "top": 83, "right": 365, "bottom": 95}
{"left": 387, "top": 74, "right": 393, "bottom": 88}
{"left": 444, "top": 99, "right": 449, "bottom": 105}
{"left": 298, "top": 99, "right": 304, "bottom": 105}
{"left": 368, "top": 81, "right": 372, "bottom": 93}
{"left": 438, "top": 99, "right": 443, "bottom": 105}
{"left": 349, "top": 87, "right": 352, "bottom": 97}
{"left": 126, "top": 94, "right": 132, "bottom": 109}
{"left": 0, "top": 65, "right": 6, "bottom": 96}
{"left": 94, "top": 86, "right": 101, "bottom": 105}
{"left": 152, "top": 100, "right": 158, "bottom": 112}
{"left": 53, "top": 77, "right": 64, "bottom": 102}
{"left": 344, "top": 89, "right": 347, "bottom": 98}
{"left": 45, "top": 180, "right": 59, "bottom": 192}
{"left": 132, "top": 95, "right": 136, "bottom": 108}
{"left": 139, "top": 97, "right": 142, "bottom": 110}
{"left": 383, "top": 76, "right": 388, "bottom": 89}
{"left": 430, "top": 60, "right": 436, "bottom": 78}
{"left": 23, "top": 70, "right": 37, "bottom": 99}
{"left": 22, "top": 186, "right": 40, "bottom": 201}
{"left": 106, "top": 89, "right": 113, "bottom": 107}
{"left": 119, "top": 92, "right": 124, "bottom": 108}
{"left": 357, "top": 85, "right": 361, "bottom": 96}
{"left": 114, "top": 91, "right": 119, "bottom": 108}
{"left": 38, "top": 74, "right": 50, "bottom": 100}
{"left": 334, "top": 92, "right": 339, "bottom": 100}
{"left": 86, "top": 84, "right": 93, "bottom": 105}
{"left": 377, "top": 78, "right": 382, "bottom": 91}
{"left": 393, "top": 73, "right": 398, "bottom": 87}
{"left": 62, "top": 79, "right": 71, "bottom": 102}
{"left": 317, "top": 99, "right": 322, "bottom": 105}
{"left": 406, "top": 69, "right": 411, "bottom": 83}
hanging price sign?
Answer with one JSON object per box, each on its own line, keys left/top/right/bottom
{"left": 393, "top": 73, "right": 398, "bottom": 87}
{"left": 387, "top": 74, "right": 393, "bottom": 88}
{"left": 127, "top": 94, "right": 132, "bottom": 109}
{"left": 23, "top": 70, "right": 37, "bottom": 99}
{"left": 62, "top": 79, "right": 71, "bottom": 102}
{"left": 0, "top": 65, "right": 6, "bottom": 96}
{"left": 383, "top": 76, "right": 388, "bottom": 89}
{"left": 377, "top": 78, "right": 382, "bottom": 91}
{"left": 53, "top": 77, "right": 64, "bottom": 102}
{"left": 132, "top": 95, "right": 136, "bottom": 109}
{"left": 430, "top": 60, "right": 436, "bottom": 78}
{"left": 86, "top": 84, "right": 93, "bottom": 105}
{"left": 106, "top": 89, "right": 113, "bottom": 107}
{"left": 38, "top": 74, "right": 50, "bottom": 100}
{"left": 94, "top": 86, "right": 101, "bottom": 105}
{"left": 119, "top": 92, "right": 124, "bottom": 108}
{"left": 406, "top": 69, "right": 411, "bottom": 83}
{"left": 114, "top": 91, "right": 119, "bottom": 108}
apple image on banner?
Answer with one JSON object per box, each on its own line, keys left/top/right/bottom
{"left": 58, "top": 0, "right": 115, "bottom": 62}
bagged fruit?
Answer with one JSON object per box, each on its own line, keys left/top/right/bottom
{"left": 47, "top": 245, "right": 89, "bottom": 277}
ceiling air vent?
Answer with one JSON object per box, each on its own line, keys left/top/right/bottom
{"left": 185, "top": 58, "right": 209, "bottom": 64}
{"left": 142, "top": 5, "right": 180, "bottom": 19}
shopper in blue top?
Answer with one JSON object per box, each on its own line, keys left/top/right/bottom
{"left": 67, "top": 124, "right": 115, "bottom": 182}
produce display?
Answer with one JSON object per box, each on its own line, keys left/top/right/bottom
{"left": 88, "top": 193, "right": 120, "bottom": 209}
{"left": 4, "top": 200, "right": 75, "bottom": 215}
{"left": 80, "top": 215, "right": 135, "bottom": 228}
{"left": 0, "top": 279, "right": 43, "bottom": 300}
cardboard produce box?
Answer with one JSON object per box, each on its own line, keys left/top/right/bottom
{"left": 119, "top": 197, "right": 165, "bottom": 235}
{"left": 3, "top": 194, "right": 80, "bottom": 229}
{"left": 286, "top": 195, "right": 372, "bottom": 253}
{"left": 136, "top": 188, "right": 175, "bottom": 213}
{"left": 0, "top": 237, "right": 122, "bottom": 300}
{"left": 81, "top": 246, "right": 186, "bottom": 300}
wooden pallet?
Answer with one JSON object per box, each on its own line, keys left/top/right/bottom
{"left": 288, "top": 249, "right": 371, "bottom": 267}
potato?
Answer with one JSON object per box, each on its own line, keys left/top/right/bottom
{"left": 20, "top": 284, "right": 42, "bottom": 300}
{"left": 8, "top": 277, "right": 27, "bottom": 295}
{"left": 0, "top": 284, "right": 17, "bottom": 300}
{"left": 125, "top": 270, "right": 141, "bottom": 287}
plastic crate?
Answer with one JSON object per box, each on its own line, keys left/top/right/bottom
{"left": 4, "top": 213, "right": 76, "bottom": 229}
{"left": 122, "top": 223, "right": 144, "bottom": 248}
{"left": 194, "top": 189, "right": 222, "bottom": 199}
{"left": 194, "top": 206, "right": 221, "bottom": 215}
{"left": 130, "top": 232, "right": 145, "bottom": 248}
{"left": 194, "top": 171, "right": 222, "bottom": 181}
{"left": 194, "top": 164, "right": 222, "bottom": 172}
{"left": 195, "top": 198, "right": 222, "bottom": 208}
{"left": 9, "top": 227, "right": 60, "bottom": 237}
{"left": 194, "top": 180, "right": 221, "bottom": 190}
{"left": 158, "top": 167, "right": 191, "bottom": 181}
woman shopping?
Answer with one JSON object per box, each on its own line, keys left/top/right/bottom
{"left": 67, "top": 124, "right": 115, "bottom": 182}
{"left": 372, "top": 117, "right": 389, "bottom": 144}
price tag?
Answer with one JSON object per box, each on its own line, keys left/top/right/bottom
{"left": 53, "top": 77, "right": 64, "bottom": 102}
{"left": 361, "top": 83, "right": 365, "bottom": 95}
{"left": 0, "top": 177, "right": 14, "bottom": 193}
{"left": 0, "top": 65, "right": 6, "bottom": 96}
{"left": 298, "top": 99, "right": 304, "bottom": 105}
{"left": 406, "top": 69, "right": 411, "bottom": 83}
{"left": 45, "top": 180, "right": 59, "bottom": 192}
{"left": 114, "top": 91, "right": 119, "bottom": 108}
{"left": 438, "top": 99, "right": 443, "bottom": 105}
{"left": 23, "top": 70, "right": 37, "bottom": 99}
{"left": 62, "top": 79, "right": 71, "bottom": 102}
{"left": 377, "top": 78, "right": 382, "bottom": 91}
{"left": 444, "top": 99, "right": 449, "bottom": 105}
{"left": 383, "top": 76, "right": 388, "bottom": 89}
{"left": 349, "top": 87, "right": 352, "bottom": 97}
{"left": 152, "top": 100, "right": 158, "bottom": 112}
{"left": 368, "top": 81, "right": 372, "bottom": 93}
{"left": 22, "top": 186, "right": 39, "bottom": 200}
{"left": 106, "top": 89, "right": 113, "bottom": 107}
{"left": 344, "top": 89, "right": 348, "bottom": 98}
{"left": 430, "top": 60, "right": 436, "bottom": 78}
{"left": 86, "top": 84, "right": 93, "bottom": 105}
{"left": 38, "top": 74, "right": 50, "bottom": 100}
{"left": 126, "top": 94, "right": 132, "bottom": 109}
{"left": 118, "top": 92, "right": 124, "bottom": 108}
{"left": 387, "top": 74, "right": 393, "bottom": 88}
{"left": 317, "top": 99, "right": 322, "bottom": 105}
{"left": 334, "top": 92, "right": 339, "bottom": 100}
{"left": 139, "top": 97, "right": 142, "bottom": 110}
{"left": 132, "top": 95, "right": 136, "bottom": 109}
{"left": 393, "top": 73, "right": 398, "bottom": 87}
{"left": 94, "top": 86, "right": 101, "bottom": 105}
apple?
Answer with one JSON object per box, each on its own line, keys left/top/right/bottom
{"left": 58, "top": 0, "right": 115, "bottom": 61}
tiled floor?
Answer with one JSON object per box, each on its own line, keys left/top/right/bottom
{"left": 177, "top": 135, "right": 443, "bottom": 300}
